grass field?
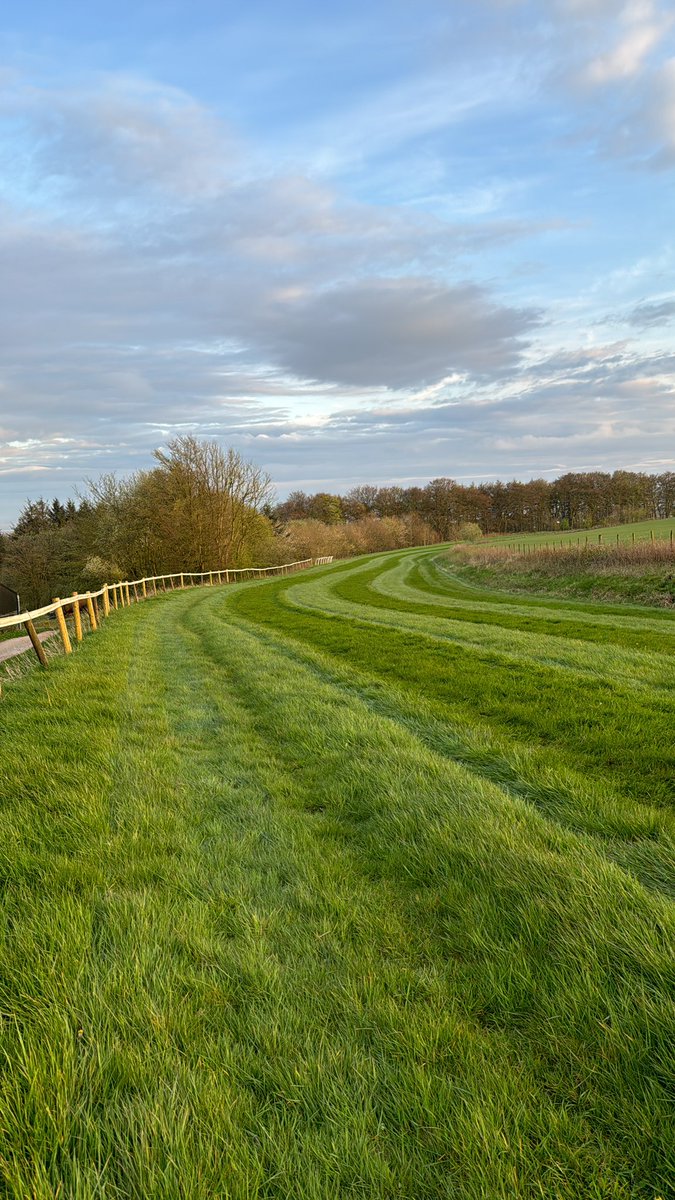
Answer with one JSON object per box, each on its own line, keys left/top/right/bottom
{"left": 488, "top": 516, "right": 674, "bottom": 548}
{"left": 0, "top": 547, "right": 673, "bottom": 1198}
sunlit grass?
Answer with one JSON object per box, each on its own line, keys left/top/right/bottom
{"left": 0, "top": 549, "right": 673, "bottom": 1198}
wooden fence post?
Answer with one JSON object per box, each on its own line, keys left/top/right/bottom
{"left": 102, "top": 585, "right": 110, "bottom": 617}
{"left": 53, "top": 600, "right": 72, "bottom": 654}
{"left": 125, "top": 583, "right": 130, "bottom": 605}
{"left": 180, "top": 573, "right": 184, "bottom": 589}
{"left": 142, "top": 579, "right": 147, "bottom": 599}
{"left": 24, "top": 619, "right": 48, "bottom": 668}
{"left": 86, "top": 593, "right": 98, "bottom": 631}
{"left": 72, "top": 593, "right": 83, "bottom": 641}
{"left": 112, "top": 584, "right": 119, "bottom": 610}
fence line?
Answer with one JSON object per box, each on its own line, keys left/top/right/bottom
{"left": 0, "top": 557, "right": 332, "bottom": 669}
{"left": 500, "top": 529, "right": 673, "bottom": 553}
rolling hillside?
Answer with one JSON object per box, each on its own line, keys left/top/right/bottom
{"left": 0, "top": 547, "right": 673, "bottom": 1198}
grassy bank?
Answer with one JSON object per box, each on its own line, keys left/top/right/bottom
{"left": 447, "top": 538, "right": 675, "bottom": 606}
{"left": 0, "top": 549, "right": 673, "bottom": 1198}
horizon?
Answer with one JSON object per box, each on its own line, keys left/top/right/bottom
{"left": 1, "top": 0, "right": 674, "bottom": 526}
{"left": 3, "top": 458, "right": 672, "bottom": 538}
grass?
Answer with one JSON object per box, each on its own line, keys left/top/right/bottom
{"left": 449, "top": 531, "right": 675, "bottom": 607}
{"left": 441, "top": 517, "right": 675, "bottom": 606}
{"left": 485, "top": 516, "right": 675, "bottom": 547}
{"left": 0, "top": 549, "right": 673, "bottom": 1198}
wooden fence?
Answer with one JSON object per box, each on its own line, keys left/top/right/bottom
{"left": 0, "top": 557, "right": 332, "bottom": 670}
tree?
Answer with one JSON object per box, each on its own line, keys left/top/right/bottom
{"left": 307, "top": 493, "right": 343, "bottom": 524}
{"left": 152, "top": 436, "right": 273, "bottom": 569}
{"left": 12, "top": 499, "right": 52, "bottom": 538}
{"left": 275, "top": 491, "right": 311, "bottom": 522}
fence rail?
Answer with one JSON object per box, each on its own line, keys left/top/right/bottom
{"left": 0, "top": 556, "right": 332, "bottom": 669}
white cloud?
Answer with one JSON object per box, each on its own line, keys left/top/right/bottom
{"left": 0, "top": 74, "right": 239, "bottom": 205}
{"left": 0, "top": 43, "right": 672, "bottom": 522}
{"left": 582, "top": 20, "right": 666, "bottom": 85}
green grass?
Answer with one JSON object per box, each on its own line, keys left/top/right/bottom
{"left": 449, "top": 558, "right": 675, "bottom": 607}
{"left": 0, "top": 549, "right": 673, "bottom": 1198}
{"left": 449, "top": 517, "right": 675, "bottom": 606}
{"left": 485, "top": 516, "right": 675, "bottom": 547}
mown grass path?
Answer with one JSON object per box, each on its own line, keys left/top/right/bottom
{"left": 0, "top": 548, "right": 673, "bottom": 1199}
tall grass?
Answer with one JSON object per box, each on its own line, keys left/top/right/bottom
{"left": 448, "top": 536, "right": 675, "bottom": 606}
{"left": 456, "top": 538, "right": 675, "bottom": 570}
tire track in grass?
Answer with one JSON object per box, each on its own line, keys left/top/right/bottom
{"left": 428, "top": 547, "right": 675, "bottom": 623}
{"left": 227, "top": 561, "right": 675, "bottom": 810}
{"left": 158, "top": 593, "right": 587, "bottom": 1199}
{"left": 1, "top": 575, "right": 673, "bottom": 1197}
{"left": 174, "top": 588, "right": 675, "bottom": 1200}
{"left": 369, "top": 552, "right": 675, "bottom": 655}
{"left": 211, "top": 599, "right": 675, "bottom": 901}
{"left": 293, "top": 556, "right": 675, "bottom": 694}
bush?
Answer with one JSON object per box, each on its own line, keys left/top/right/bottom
{"left": 455, "top": 522, "right": 483, "bottom": 543}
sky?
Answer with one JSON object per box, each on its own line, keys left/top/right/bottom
{"left": 0, "top": 0, "right": 674, "bottom": 525}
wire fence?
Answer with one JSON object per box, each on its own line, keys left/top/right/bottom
{"left": 499, "top": 529, "right": 674, "bottom": 554}
{"left": 0, "top": 557, "right": 332, "bottom": 671}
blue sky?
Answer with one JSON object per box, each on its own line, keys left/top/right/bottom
{"left": 0, "top": 0, "right": 673, "bottom": 524}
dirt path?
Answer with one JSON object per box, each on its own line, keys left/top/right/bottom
{"left": 0, "top": 630, "right": 58, "bottom": 663}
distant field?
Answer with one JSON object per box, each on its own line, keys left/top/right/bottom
{"left": 487, "top": 515, "right": 674, "bottom": 547}
{"left": 0, "top": 548, "right": 673, "bottom": 1198}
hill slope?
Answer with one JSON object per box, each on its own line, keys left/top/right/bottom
{"left": 0, "top": 548, "right": 673, "bottom": 1199}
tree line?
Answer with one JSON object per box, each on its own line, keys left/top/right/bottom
{"left": 0, "top": 438, "right": 275, "bottom": 611}
{"left": 1, "top": 439, "right": 672, "bottom": 611}
{"left": 277, "top": 469, "right": 675, "bottom": 539}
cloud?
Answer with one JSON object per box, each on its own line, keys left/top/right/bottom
{"left": 0, "top": 74, "right": 238, "bottom": 205}
{"left": 261, "top": 340, "right": 675, "bottom": 482}
{"left": 475, "top": 0, "right": 675, "bottom": 167}
{"left": 551, "top": 1, "right": 675, "bottom": 164}
{"left": 634, "top": 56, "right": 675, "bottom": 165}
{"left": 0, "top": 69, "right": 543, "bottom": 426}
{"left": 626, "top": 297, "right": 675, "bottom": 326}
{"left": 0, "top": 50, "right": 672, "bottom": 524}
{"left": 252, "top": 277, "right": 539, "bottom": 389}
{"left": 571, "top": 0, "right": 672, "bottom": 86}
